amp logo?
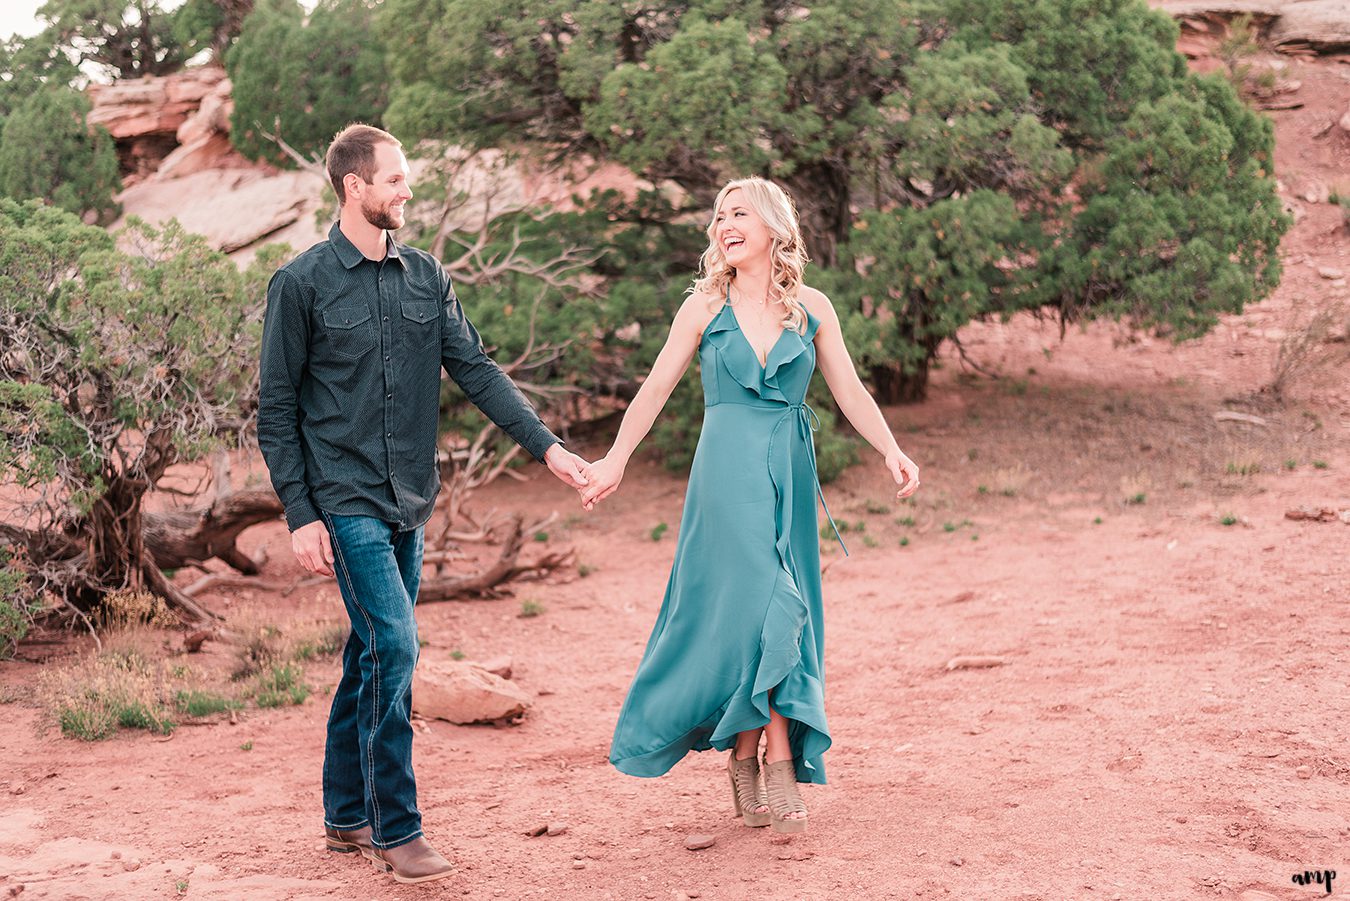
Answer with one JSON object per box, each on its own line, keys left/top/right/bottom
{"left": 1292, "top": 869, "right": 1337, "bottom": 894}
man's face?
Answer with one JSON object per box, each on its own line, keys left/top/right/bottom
{"left": 353, "top": 142, "right": 413, "bottom": 230}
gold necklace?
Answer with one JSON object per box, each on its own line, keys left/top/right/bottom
{"left": 731, "top": 282, "right": 781, "bottom": 325}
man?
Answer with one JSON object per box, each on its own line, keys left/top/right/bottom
{"left": 258, "top": 123, "right": 589, "bottom": 885}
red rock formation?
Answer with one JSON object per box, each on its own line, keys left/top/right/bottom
{"left": 87, "top": 66, "right": 252, "bottom": 185}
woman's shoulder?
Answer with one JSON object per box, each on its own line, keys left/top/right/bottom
{"left": 796, "top": 284, "right": 833, "bottom": 311}
{"left": 673, "top": 289, "right": 727, "bottom": 339}
{"left": 796, "top": 284, "right": 838, "bottom": 325}
{"left": 682, "top": 289, "right": 726, "bottom": 321}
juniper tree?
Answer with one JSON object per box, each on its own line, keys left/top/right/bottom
{"left": 226, "top": 0, "right": 388, "bottom": 166}
{"left": 378, "top": 0, "right": 1288, "bottom": 401}
{"left": 0, "top": 200, "right": 285, "bottom": 624}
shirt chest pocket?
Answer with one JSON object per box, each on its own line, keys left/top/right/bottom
{"left": 321, "top": 305, "right": 377, "bottom": 360}
{"left": 400, "top": 301, "right": 440, "bottom": 352}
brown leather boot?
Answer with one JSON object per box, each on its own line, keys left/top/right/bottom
{"left": 370, "top": 836, "right": 455, "bottom": 885}
{"left": 324, "top": 824, "right": 375, "bottom": 861}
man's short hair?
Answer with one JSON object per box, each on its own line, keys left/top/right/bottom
{"left": 325, "top": 124, "right": 401, "bottom": 204}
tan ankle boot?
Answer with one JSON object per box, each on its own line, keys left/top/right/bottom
{"left": 370, "top": 836, "right": 455, "bottom": 884}
{"left": 324, "top": 824, "right": 375, "bottom": 861}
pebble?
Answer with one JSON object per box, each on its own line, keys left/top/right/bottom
{"left": 684, "top": 834, "right": 715, "bottom": 851}
{"left": 1318, "top": 267, "right": 1345, "bottom": 280}
{"left": 546, "top": 822, "right": 569, "bottom": 836}
{"left": 7, "top": 886, "right": 25, "bottom": 898}
{"left": 950, "top": 857, "right": 964, "bottom": 867}
{"left": 1296, "top": 765, "right": 1313, "bottom": 779}
{"left": 572, "top": 861, "right": 586, "bottom": 869}
{"left": 944, "top": 655, "right": 1006, "bottom": 671}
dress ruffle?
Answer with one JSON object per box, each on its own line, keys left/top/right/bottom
{"left": 701, "top": 302, "right": 821, "bottom": 404}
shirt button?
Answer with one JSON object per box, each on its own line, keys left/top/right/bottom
{"left": 383, "top": 315, "right": 389, "bottom": 322}
{"left": 385, "top": 355, "right": 390, "bottom": 361}
{"left": 386, "top": 433, "right": 392, "bottom": 438}
{"left": 386, "top": 393, "right": 392, "bottom": 399}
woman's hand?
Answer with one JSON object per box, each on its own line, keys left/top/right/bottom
{"left": 887, "top": 450, "right": 920, "bottom": 500}
{"left": 580, "top": 455, "right": 627, "bottom": 511}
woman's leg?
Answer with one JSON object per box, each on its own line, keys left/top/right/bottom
{"left": 734, "top": 726, "right": 764, "bottom": 761}
{"left": 762, "top": 706, "right": 805, "bottom": 821}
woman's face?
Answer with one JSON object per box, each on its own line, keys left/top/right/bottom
{"left": 714, "top": 188, "right": 771, "bottom": 268}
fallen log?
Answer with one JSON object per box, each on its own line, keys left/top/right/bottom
{"left": 419, "top": 516, "right": 575, "bottom": 602}
{"left": 142, "top": 488, "right": 284, "bottom": 573}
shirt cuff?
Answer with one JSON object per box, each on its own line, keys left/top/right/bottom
{"left": 525, "top": 426, "right": 563, "bottom": 463}
{"left": 284, "top": 498, "right": 321, "bottom": 532}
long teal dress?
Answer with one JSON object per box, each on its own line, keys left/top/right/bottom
{"left": 609, "top": 296, "right": 846, "bottom": 785}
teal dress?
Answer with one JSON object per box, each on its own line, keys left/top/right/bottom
{"left": 609, "top": 297, "right": 846, "bottom": 785}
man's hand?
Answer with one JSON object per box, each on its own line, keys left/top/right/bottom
{"left": 292, "top": 519, "right": 335, "bottom": 577}
{"left": 579, "top": 455, "right": 625, "bottom": 511}
{"left": 544, "top": 442, "right": 590, "bottom": 490}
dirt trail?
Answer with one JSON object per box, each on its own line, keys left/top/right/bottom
{"left": 4, "top": 49, "right": 1350, "bottom": 901}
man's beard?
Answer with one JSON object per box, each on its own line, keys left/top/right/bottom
{"left": 362, "top": 197, "right": 402, "bottom": 231}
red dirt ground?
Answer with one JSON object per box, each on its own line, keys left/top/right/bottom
{"left": 3, "top": 47, "right": 1350, "bottom": 901}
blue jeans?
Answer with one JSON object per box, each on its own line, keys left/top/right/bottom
{"left": 320, "top": 511, "right": 425, "bottom": 850}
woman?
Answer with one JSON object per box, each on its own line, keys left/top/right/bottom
{"left": 581, "top": 177, "right": 920, "bottom": 834}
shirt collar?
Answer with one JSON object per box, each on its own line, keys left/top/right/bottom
{"left": 328, "top": 222, "right": 407, "bottom": 270}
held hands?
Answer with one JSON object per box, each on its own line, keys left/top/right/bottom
{"left": 887, "top": 450, "right": 921, "bottom": 500}
{"left": 578, "top": 455, "right": 625, "bottom": 512}
{"left": 544, "top": 443, "right": 591, "bottom": 490}
{"left": 291, "top": 519, "right": 335, "bottom": 577}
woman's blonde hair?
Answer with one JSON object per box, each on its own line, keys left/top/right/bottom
{"left": 692, "top": 177, "right": 810, "bottom": 334}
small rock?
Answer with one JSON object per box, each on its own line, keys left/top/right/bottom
{"left": 1318, "top": 266, "right": 1344, "bottom": 280}
{"left": 944, "top": 655, "right": 1006, "bottom": 671}
{"left": 571, "top": 861, "right": 586, "bottom": 869}
{"left": 7, "top": 886, "right": 25, "bottom": 898}
{"left": 121, "top": 859, "right": 141, "bottom": 873}
{"left": 950, "top": 857, "right": 964, "bottom": 867}
{"left": 684, "top": 834, "right": 715, "bottom": 851}
{"left": 412, "top": 659, "right": 531, "bottom": 725}
{"left": 1340, "top": 109, "right": 1350, "bottom": 134}
{"left": 546, "top": 822, "right": 569, "bottom": 836}
{"left": 1296, "top": 765, "right": 1313, "bottom": 779}
{"left": 9, "top": 786, "right": 22, "bottom": 796}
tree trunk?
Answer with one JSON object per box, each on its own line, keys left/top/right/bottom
{"left": 869, "top": 358, "right": 931, "bottom": 405}
{"left": 785, "top": 162, "right": 851, "bottom": 269}
{"left": 142, "top": 489, "right": 284, "bottom": 574}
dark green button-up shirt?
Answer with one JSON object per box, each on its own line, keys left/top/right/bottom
{"left": 258, "top": 223, "right": 559, "bottom": 532}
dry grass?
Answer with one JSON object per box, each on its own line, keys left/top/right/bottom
{"left": 33, "top": 612, "right": 347, "bottom": 741}
{"left": 38, "top": 647, "right": 175, "bottom": 741}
